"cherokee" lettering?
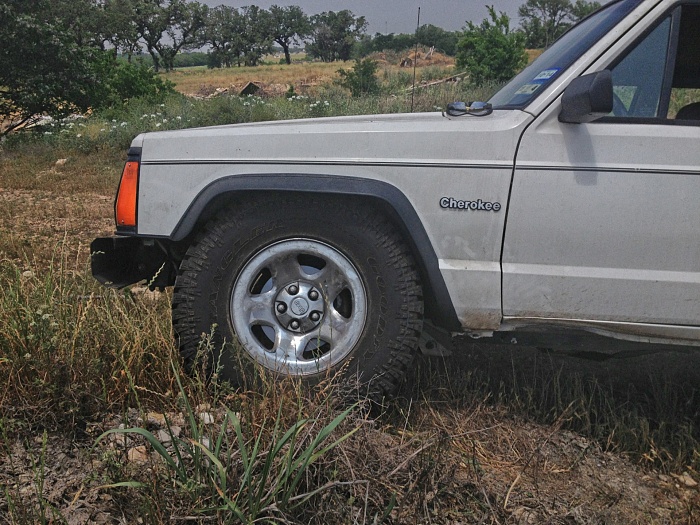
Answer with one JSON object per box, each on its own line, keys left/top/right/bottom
{"left": 439, "top": 197, "right": 501, "bottom": 212}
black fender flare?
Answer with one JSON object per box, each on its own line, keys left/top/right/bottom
{"left": 169, "top": 173, "right": 460, "bottom": 331}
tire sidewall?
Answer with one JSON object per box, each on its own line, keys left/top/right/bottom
{"left": 175, "top": 196, "right": 419, "bottom": 391}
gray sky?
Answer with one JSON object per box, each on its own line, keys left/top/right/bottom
{"left": 199, "top": 1, "right": 528, "bottom": 35}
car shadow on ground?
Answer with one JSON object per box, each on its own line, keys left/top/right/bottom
{"left": 401, "top": 332, "right": 700, "bottom": 470}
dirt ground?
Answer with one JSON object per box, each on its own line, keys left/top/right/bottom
{"left": 0, "top": 186, "right": 698, "bottom": 523}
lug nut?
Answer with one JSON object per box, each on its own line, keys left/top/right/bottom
{"left": 290, "top": 320, "right": 300, "bottom": 330}
{"left": 310, "top": 312, "right": 320, "bottom": 322}
{"left": 288, "top": 284, "right": 299, "bottom": 295}
{"left": 276, "top": 303, "right": 287, "bottom": 314}
{"left": 308, "top": 290, "right": 319, "bottom": 301}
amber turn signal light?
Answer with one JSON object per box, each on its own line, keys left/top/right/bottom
{"left": 115, "top": 161, "right": 138, "bottom": 227}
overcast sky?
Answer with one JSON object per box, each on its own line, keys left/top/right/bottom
{"left": 199, "top": 1, "right": 533, "bottom": 35}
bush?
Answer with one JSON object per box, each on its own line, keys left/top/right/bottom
{"left": 456, "top": 7, "right": 527, "bottom": 86}
{"left": 93, "top": 56, "right": 176, "bottom": 109}
{"left": 336, "top": 58, "right": 381, "bottom": 97}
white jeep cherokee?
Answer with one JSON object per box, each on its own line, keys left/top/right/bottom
{"left": 93, "top": 0, "right": 700, "bottom": 396}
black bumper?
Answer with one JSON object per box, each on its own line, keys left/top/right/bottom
{"left": 91, "top": 236, "right": 173, "bottom": 289}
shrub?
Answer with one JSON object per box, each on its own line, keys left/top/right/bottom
{"left": 336, "top": 58, "right": 381, "bottom": 97}
{"left": 456, "top": 7, "right": 527, "bottom": 86}
{"left": 96, "top": 58, "right": 176, "bottom": 108}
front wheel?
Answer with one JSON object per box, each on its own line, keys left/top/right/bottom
{"left": 172, "top": 195, "right": 423, "bottom": 398}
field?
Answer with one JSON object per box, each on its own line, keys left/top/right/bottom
{"left": 161, "top": 52, "right": 460, "bottom": 97}
{"left": 0, "top": 60, "right": 698, "bottom": 524}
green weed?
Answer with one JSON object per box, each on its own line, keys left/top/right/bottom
{"left": 97, "top": 366, "right": 359, "bottom": 522}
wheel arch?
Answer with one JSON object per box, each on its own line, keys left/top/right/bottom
{"left": 170, "top": 173, "right": 460, "bottom": 331}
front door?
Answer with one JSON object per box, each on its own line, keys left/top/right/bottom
{"left": 503, "top": 4, "right": 700, "bottom": 331}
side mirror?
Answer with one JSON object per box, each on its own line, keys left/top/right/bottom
{"left": 559, "top": 70, "right": 613, "bottom": 124}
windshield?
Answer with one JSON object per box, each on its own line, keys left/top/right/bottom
{"left": 489, "top": 0, "right": 643, "bottom": 109}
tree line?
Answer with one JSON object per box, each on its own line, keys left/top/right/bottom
{"left": 0, "top": 0, "right": 600, "bottom": 133}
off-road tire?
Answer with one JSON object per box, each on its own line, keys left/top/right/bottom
{"left": 172, "top": 194, "right": 423, "bottom": 398}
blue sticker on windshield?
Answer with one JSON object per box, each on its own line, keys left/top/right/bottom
{"left": 532, "top": 68, "right": 560, "bottom": 82}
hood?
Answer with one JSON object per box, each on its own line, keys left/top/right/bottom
{"left": 134, "top": 110, "right": 532, "bottom": 167}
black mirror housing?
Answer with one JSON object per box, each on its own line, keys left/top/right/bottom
{"left": 559, "top": 70, "right": 613, "bottom": 123}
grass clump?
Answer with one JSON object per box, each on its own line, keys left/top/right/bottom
{"left": 97, "top": 362, "right": 361, "bottom": 523}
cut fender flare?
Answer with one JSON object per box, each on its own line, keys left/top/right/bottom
{"left": 169, "top": 173, "right": 460, "bottom": 331}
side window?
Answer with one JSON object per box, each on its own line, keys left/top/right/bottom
{"left": 668, "top": 5, "right": 700, "bottom": 120}
{"left": 608, "top": 5, "right": 700, "bottom": 122}
{"left": 609, "top": 17, "right": 671, "bottom": 118}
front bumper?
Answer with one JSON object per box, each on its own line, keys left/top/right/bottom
{"left": 91, "top": 236, "right": 173, "bottom": 289}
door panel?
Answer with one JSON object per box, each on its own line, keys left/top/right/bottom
{"left": 503, "top": 111, "right": 700, "bottom": 326}
{"left": 503, "top": 4, "right": 700, "bottom": 332}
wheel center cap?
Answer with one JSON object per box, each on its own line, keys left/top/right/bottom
{"left": 290, "top": 297, "right": 309, "bottom": 316}
{"left": 274, "top": 281, "right": 325, "bottom": 332}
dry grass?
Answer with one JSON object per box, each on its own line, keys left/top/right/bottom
{"left": 162, "top": 53, "right": 458, "bottom": 98}
{"left": 163, "top": 61, "right": 341, "bottom": 96}
{"left": 0, "top": 60, "right": 698, "bottom": 523}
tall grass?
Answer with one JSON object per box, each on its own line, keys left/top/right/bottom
{"left": 0, "top": 244, "right": 698, "bottom": 522}
{"left": 0, "top": 251, "right": 381, "bottom": 523}
{"left": 401, "top": 343, "right": 700, "bottom": 474}
{"left": 0, "top": 252, "right": 174, "bottom": 431}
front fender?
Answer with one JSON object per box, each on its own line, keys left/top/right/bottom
{"left": 170, "top": 174, "right": 460, "bottom": 331}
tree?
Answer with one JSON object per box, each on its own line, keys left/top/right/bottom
{"left": 456, "top": 7, "right": 527, "bottom": 86}
{"left": 0, "top": 0, "right": 172, "bottom": 134}
{"left": 416, "top": 24, "right": 459, "bottom": 56}
{"left": 268, "top": 5, "right": 310, "bottom": 65}
{"left": 134, "top": 0, "right": 208, "bottom": 72}
{"left": 571, "top": 0, "right": 602, "bottom": 19}
{"left": 133, "top": 0, "right": 170, "bottom": 71}
{"left": 204, "top": 5, "right": 245, "bottom": 67}
{"left": 355, "top": 32, "right": 416, "bottom": 57}
{"left": 203, "top": 5, "right": 275, "bottom": 68}
{"left": 0, "top": 0, "right": 102, "bottom": 132}
{"left": 518, "top": 0, "right": 601, "bottom": 49}
{"left": 239, "top": 5, "right": 274, "bottom": 66}
{"left": 162, "top": 0, "right": 208, "bottom": 70}
{"left": 102, "top": 0, "right": 143, "bottom": 60}
{"left": 307, "top": 10, "right": 367, "bottom": 62}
